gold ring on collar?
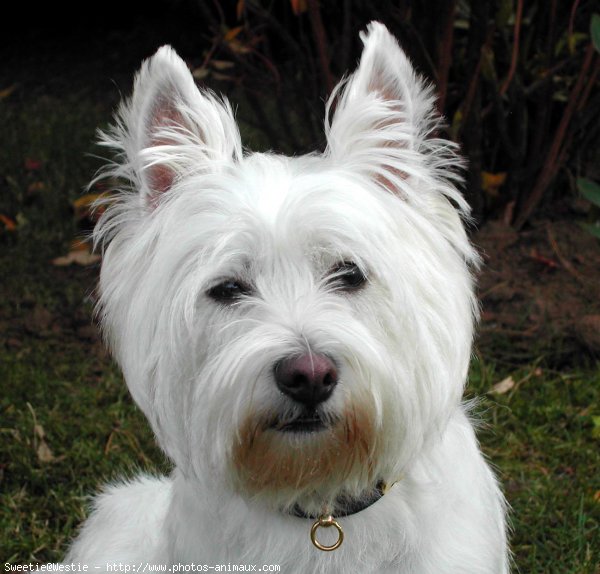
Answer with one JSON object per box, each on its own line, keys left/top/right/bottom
{"left": 310, "top": 514, "right": 344, "bottom": 551}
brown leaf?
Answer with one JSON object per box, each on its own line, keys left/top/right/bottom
{"left": 192, "top": 67, "right": 210, "bottom": 80}
{"left": 210, "top": 60, "right": 236, "bottom": 71}
{"left": 224, "top": 26, "right": 244, "bottom": 42}
{"left": 70, "top": 238, "right": 91, "bottom": 252}
{"left": 72, "top": 192, "right": 113, "bottom": 221}
{"left": 481, "top": 171, "right": 507, "bottom": 198}
{"left": 0, "top": 84, "right": 17, "bottom": 100}
{"left": 33, "top": 420, "right": 54, "bottom": 463}
{"left": 290, "top": 0, "right": 308, "bottom": 15}
{"left": 0, "top": 214, "right": 17, "bottom": 231}
{"left": 24, "top": 158, "right": 42, "bottom": 171}
{"left": 27, "top": 181, "right": 46, "bottom": 195}
{"left": 227, "top": 39, "right": 253, "bottom": 55}
{"left": 34, "top": 423, "right": 45, "bottom": 440}
{"left": 37, "top": 440, "right": 55, "bottom": 463}
{"left": 490, "top": 376, "right": 515, "bottom": 395}
{"left": 52, "top": 248, "right": 101, "bottom": 267}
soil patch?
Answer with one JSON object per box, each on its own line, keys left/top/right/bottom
{"left": 474, "top": 218, "right": 600, "bottom": 363}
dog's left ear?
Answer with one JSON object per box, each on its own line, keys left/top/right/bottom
{"left": 325, "top": 22, "right": 461, "bottom": 205}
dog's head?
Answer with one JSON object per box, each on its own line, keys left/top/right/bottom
{"left": 94, "top": 22, "right": 479, "bottom": 513}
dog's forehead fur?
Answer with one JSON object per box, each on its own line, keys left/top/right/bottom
{"left": 154, "top": 150, "right": 401, "bottom": 280}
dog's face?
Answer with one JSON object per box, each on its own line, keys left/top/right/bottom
{"left": 95, "top": 23, "right": 479, "bottom": 512}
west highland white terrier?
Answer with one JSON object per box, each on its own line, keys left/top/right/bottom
{"left": 65, "top": 22, "right": 509, "bottom": 573}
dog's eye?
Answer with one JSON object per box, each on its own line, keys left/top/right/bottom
{"left": 207, "top": 279, "right": 252, "bottom": 303}
{"left": 329, "top": 262, "right": 367, "bottom": 291}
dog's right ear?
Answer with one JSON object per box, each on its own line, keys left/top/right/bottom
{"left": 99, "top": 46, "right": 242, "bottom": 208}
{"left": 324, "top": 22, "right": 441, "bottom": 201}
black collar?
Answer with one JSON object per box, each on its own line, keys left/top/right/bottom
{"left": 290, "top": 480, "right": 387, "bottom": 519}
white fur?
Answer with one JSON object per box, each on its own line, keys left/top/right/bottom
{"left": 65, "top": 22, "right": 509, "bottom": 573}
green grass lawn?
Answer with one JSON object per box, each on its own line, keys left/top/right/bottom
{"left": 468, "top": 358, "right": 599, "bottom": 573}
{"left": 1, "top": 90, "right": 598, "bottom": 572}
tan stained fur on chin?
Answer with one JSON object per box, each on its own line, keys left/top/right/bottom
{"left": 230, "top": 404, "right": 379, "bottom": 505}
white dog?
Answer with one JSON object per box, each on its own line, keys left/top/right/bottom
{"left": 65, "top": 22, "right": 509, "bottom": 573}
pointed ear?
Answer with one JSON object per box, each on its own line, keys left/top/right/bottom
{"left": 325, "top": 22, "right": 443, "bottom": 198}
{"left": 102, "top": 46, "right": 242, "bottom": 207}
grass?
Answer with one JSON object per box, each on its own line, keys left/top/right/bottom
{"left": 468, "top": 357, "right": 599, "bottom": 573}
{"left": 0, "top": 345, "right": 168, "bottom": 562}
{"left": 0, "top": 86, "right": 599, "bottom": 571}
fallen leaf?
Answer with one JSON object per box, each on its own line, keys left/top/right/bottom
{"left": 290, "top": 0, "right": 308, "bottom": 15}
{"left": 37, "top": 440, "right": 55, "bottom": 463}
{"left": 482, "top": 172, "right": 507, "bottom": 197}
{"left": 30, "top": 412, "right": 56, "bottom": 464}
{"left": 0, "top": 214, "right": 17, "bottom": 231}
{"left": 224, "top": 26, "right": 244, "bottom": 42}
{"left": 72, "top": 192, "right": 113, "bottom": 221}
{"left": 210, "top": 60, "right": 236, "bottom": 70}
{"left": 227, "top": 39, "right": 253, "bottom": 55}
{"left": 27, "top": 181, "right": 46, "bottom": 196}
{"left": 52, "top": 249, "right": 100, "bottom": 267}
{"left": 34, "top": 423, "right": 45, "bottom": 440}
{"left": 0, "top": 84, "right": 17, "bottom": 99}
{"left": 192, "top": 67, "right": 210, "bottom": 80}
{"left": 490, "top": 376, "right": 515, "bottom": 395}
{"left": 24, "top": 158, "right": 42, "bottom": 171}
{"left": 70, "top": 238, "right": 91, "bottom": 251}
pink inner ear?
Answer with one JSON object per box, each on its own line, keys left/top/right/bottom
{"left": 375, "top": 170, "right": 408, "bottom": 200}
{"left": 145, "top": 95, "right": 185, "bottom": 204}
{"left": 367, "top": 66, "right": 399, "bottom": 105}
{"left": 366, "top": 66, "right": 410, "bottom": 196}
{"left": 147, "top": 164, "right": 175, "bottom": 196}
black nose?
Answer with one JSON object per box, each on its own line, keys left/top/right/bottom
{"left": 274, "top": 353, "right": 338, "bottom": 407}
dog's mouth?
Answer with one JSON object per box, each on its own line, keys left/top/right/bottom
{"left": 270, "top": 411, "right": 331, "bottom": 433}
